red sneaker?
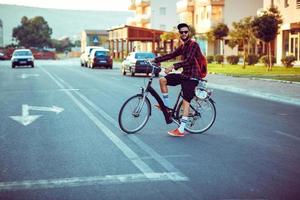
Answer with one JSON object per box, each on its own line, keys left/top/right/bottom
{"left": 167, "top": 128, "right": 184, "bottom": 137}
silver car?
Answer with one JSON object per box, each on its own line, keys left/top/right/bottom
{"left": 121, "top": 52, "right": 161, "bottom": 77}
{"left": 11, "top": 49, "right": 35, "bottom": 68}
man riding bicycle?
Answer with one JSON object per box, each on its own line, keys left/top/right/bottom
{"left": 153, "top": 23, "right": 205, "bottom": 137}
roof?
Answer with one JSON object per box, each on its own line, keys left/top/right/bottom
{"left": 83, "top": 30, "right": 108, "bottom": 35}
{"left": 108, "top": 25, "right": 164, "bottom": 33}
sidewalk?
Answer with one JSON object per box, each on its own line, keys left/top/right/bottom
{"left": 207, "top": 74, "right": 300, "bottom": 107}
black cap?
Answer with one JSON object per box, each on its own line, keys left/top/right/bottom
{"left": 177, "top": 23, "right": 190, "bottom": 31}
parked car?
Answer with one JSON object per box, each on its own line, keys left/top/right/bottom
{"left": 87, "top": 48, "right": 113, "bottom": 69}
{"left": 80, "top": 46, "right": 104, "bottom": 67}
{"left": 0, "top": 52, "right": 6, "bottom": 60}
{"left": 121, "top": 52, "right": 161, "bottom": 77}
{"left": 11, "top": 49, "right": 35, "bottom": 68}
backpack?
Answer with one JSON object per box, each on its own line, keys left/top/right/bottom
{"left": 189, "top": 41, "right": 207, "bottom": 79}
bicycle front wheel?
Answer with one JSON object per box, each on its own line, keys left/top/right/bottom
{"left": 118, "top": 94, "right": 151, "bottom": 134}
{"left": 176, "top": 97, "right": 216, "bottom": 134}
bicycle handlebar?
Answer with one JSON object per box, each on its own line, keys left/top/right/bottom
{"left": 145, "top": 59, "right": 161, "bottom": 77}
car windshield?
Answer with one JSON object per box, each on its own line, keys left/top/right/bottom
{"left": 135, "top": 53, "right": 155, "bottom": 59}
{"left": 14, "top": 51, "right": 32, "bottom": 56}
{"left": 95, "top": 51, "right": 109, "bottom": 57}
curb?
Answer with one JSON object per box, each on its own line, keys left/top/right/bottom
{"left": 208, "top": 83, "right": 300, "bottom": 107}
{"left": 208, "top": 72, "right": 300, "bottom": 85}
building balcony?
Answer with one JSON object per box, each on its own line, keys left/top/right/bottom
{"left": 126, "top": 15, "right": 150, "bottom": 27}
{"left": 127, "top": 17, "right": 137, "bottom": 26}
{"left": 128, "top": 0, "right": 136, "bottom": 10}
{"left": 135, "top": 0, "right": 150, "bottom": 8}
{"left": 176, "top": 0, "right": 195, "bottom": 13}
{"left": 197, "top": 0, "right": 224, "bottom": 6}
{"left": 136, "top": 14, "right": 150, "bottom": 24}
{"left": 129, "top": 0, "right": 150, "bottom": 10}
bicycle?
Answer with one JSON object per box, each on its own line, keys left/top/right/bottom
{"left": 118, "top": 61, "right": 216, "bottom": 134}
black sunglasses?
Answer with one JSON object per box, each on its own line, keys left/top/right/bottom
{"left": 179, "top": 31, "right": 189, "bottom": 34}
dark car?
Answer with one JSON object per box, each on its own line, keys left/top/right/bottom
{"left": 87, "top": 48, "right": 113, "bottom": 69}
{"left": 121, "top": 52, "right": 161, "bottom": 77}
{"left": 11, "top": 49, "right": 35, "bottom": 68}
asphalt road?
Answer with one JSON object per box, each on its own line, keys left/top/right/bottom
{"left": 0, "top": 59, "right": 300, "bottom": 200}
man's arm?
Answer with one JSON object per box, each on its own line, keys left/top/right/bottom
{"left": 154, "top": 45, "right": 182, "bottom": 63}
{"left": 173, "top": 42, "right": 199, "bottom": 70}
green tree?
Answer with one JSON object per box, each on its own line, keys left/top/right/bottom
{"left": 251, "top": 7, "right": 282, "bottom": 71}
{"left": 229, "top": 17, "right": 255, "bottom": 68}
{"left": 212, "top": 23, "right": 229, "bottom": 66}
{"left": 205, "top": 30, "right": 215, "bottom": 43}
{"left": 13, "top": 16, "right": 52, "bottom": 48}
{"left": 160, "top": 31, "right": 178, "bottom": 42}
{"left": 51, "top": 37, "right": 74, "bottom": 52}
{"left": 74, "top": 40, "right": 81, "bottom": 47}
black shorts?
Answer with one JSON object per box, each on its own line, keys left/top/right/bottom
{"left": 165, "top": 73, "right": 198, "bottom": 103}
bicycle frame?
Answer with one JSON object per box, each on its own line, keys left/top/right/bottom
{"left": 138, "top": 62, "right": 183, "bottom": 125}
{"left": 144, "top": 85, "right": 182, "bottom": 124}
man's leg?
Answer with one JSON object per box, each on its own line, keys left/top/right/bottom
{"left": 168, "top": 79, "right": 197, "bottom": 136}
{"left": 159, "top": 77, "right": 170, "bottom": 107}
{"left": 178, "top": 99, "right": 189, "bottom": 133}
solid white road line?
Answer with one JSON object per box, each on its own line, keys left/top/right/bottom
{"left": 274, "top": 130, "right": 300, "bottom": 142}
{"left": 40, "top": 67, "right": 154, "bottom": 176}
{"left": 0, "top": 172, "right": 188, "bottom": 191}
{"left": 54, "top": 74, "right": 188, "bottom": 180}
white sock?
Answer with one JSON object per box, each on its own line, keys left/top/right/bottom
{"left": 162, "top": 93, "right": 170, "bottom": 108}
{"left": 178, "top": 116, "right": 188, "bottom": 133}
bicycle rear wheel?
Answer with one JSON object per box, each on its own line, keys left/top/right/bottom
{"left": 118, "top": 94, "right": 151, "bottom": 134}
{"left": 176, "top": 97, "right": 216, "bottom": 134}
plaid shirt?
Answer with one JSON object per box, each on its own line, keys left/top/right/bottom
{"left": 155, "top": 39, "right": 202, "bottom": 79}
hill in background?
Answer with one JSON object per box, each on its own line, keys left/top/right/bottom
{"left": 0, "top": 4, "right": 133, "bottom": 45}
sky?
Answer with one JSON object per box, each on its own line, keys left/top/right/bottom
{"left": 0, "top": 0, "right": 132, "bottom": 11}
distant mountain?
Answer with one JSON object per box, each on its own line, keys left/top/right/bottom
{"left": 0, "top": 4, "right": 133, "bottom": 46}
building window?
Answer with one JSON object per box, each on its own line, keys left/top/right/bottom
{"left": 297, "top": 0, "right": 300, "bottom": 9}
{"left": 159, "top": 7, "right": 166, "bottom": 15}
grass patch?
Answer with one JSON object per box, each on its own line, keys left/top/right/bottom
{"left": 161, "top": 61, "right": 300, "bottom": 82}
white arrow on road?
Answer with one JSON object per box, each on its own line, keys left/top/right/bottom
{"left": 19, "top": 74, "right": 40, "bottom": 79}
{"left": 9, "top": 104, "right": 64, "bottom": 126}
{"left": 28, "top": 105, "right": 64, "bottom": 114}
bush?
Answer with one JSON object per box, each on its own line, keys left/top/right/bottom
{"left": 206, "top": 55, "right": 214, "bottom": 63}
{"left": 214, "top": 54, "right": 224, "bottom": 64}
{"left": 226, "top": 55, "right": 239, "bottom": 65}
{"left": 281, "top": 55, "right": 297, "bottom": 67}
{"left": 246, "top": 54, "right": 259, "bottom": 65}
{"left": 260, "top": 55, "right": 276, "bottom": 66}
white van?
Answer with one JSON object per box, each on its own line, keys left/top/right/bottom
{"left": 80, "top": 46, "right": 104, "bottom": 67}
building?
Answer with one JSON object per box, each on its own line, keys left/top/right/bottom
{"left": 0, "top": 19, "right": 3, "bottom": 47}
{"left": 108, "top": 25, "right": 175, "bottom": 59}
{"left": 176, "top": 0, "right": 263, "bottom": 56}
{"left": 264, "top": 0, "right": 300, "bottom": 65}
{"left": 81, "top": 30, "right": 109, "bottom": 53}
{"left": 126, "top": 0, "right": 178, "bottom": 52}
{"left": 127, "top": 0, "right": 178, "bottom": 31}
